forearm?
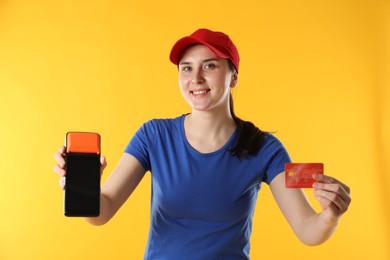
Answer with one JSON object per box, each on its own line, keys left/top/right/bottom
{"left": 84, "top": 193, "right": 115, "bottom": 226}
{"left": 294, "top": 212, "right": 338, "bottom": 246}
{"left": 270, "top": 171, "right": 350, "bottom": 246}
{"left": 84, "top": 153, "right": 147, "bottom": 226}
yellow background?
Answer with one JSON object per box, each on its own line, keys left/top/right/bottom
{"left": 0, "top": 0, "right": 389, "bottom": 259}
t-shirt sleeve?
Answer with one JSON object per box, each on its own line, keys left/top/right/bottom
{"left": 261, "top": 134, "right": 292, "bottom": 185}
{"left": 124, "top": 121, "right": 155, "bottom": 171}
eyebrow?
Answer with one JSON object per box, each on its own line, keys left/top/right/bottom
{"left": 179, "top": 58, "right": 219, "bottom": 66}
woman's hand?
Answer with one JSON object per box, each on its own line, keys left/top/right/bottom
{"left": 313, "top": 174, "right": 351, "bottom": 226}
{"left": 53, "top": 146, "right": 107, "bottom": 189}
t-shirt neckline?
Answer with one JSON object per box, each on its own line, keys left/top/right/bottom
{"left": 179, "top": 114, "right": 238, "bottom": 157}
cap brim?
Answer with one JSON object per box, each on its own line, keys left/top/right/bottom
{"left": 169, "top": 36, "right": 229, "bottom": 65}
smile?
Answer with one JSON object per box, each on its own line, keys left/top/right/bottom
{"left": 191, "top": 89, "right": 210, "bottom": 95}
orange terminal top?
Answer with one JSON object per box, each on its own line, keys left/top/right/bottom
{"left": 66, "top": 132, "right": 100, "bottom": 154}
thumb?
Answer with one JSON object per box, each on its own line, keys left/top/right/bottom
{"left": 100, "top": 155, "right": 107, "bottom": 175}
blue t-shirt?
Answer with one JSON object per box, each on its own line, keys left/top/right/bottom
{"left": 125, "top": 114, "right": 291, "bottom": 259}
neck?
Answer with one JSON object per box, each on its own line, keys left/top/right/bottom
{"left": 183, "top": 111, "right": 236, "bottom": 154}
{"left": 185, "top": 109, "right": 236, "bottom": 140}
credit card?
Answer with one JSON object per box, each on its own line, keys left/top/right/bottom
{"left": 285, "top": 163, "right": 323, "bottom": 188}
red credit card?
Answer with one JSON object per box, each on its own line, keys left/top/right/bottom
{"left": 285, "top": 163, "right": 324, "bottom": 188}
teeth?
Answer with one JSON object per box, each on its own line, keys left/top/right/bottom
{"left": 192, "top": 90, "right": 208, "bottom": 95}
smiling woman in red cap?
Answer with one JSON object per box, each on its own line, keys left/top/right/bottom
{"left": 54, "top": 28, "right": 351, "bottom": 259}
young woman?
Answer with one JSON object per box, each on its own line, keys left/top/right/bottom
{"left": 54, "top": 28, "right": 351, "bottom": 259}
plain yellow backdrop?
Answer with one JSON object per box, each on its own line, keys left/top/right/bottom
{"left": 0, "top": 0, "right": 389, "bottom": 259}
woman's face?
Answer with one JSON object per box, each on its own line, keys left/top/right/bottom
{"left": 178, "top": 44, "right": 237, "bottom": 113}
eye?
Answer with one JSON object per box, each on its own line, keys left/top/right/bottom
{"left": 180, "top": 66, "right": 192, "bottom": 72}
{"left": 204, "top": 63, "right": 216, "bottom": 70}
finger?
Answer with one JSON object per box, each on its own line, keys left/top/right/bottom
{"left": 314, "top": 192, "right": 340, "bottom": 212}
{"left": 313, "top": 173, "right": 337, "bottom": 183}
{"left": 313, "top": 192, "right": 342, "bottom": 216}
{"left": 58, "top": 146, "right": 66, "bottom": 154}
{"left": 314, "top": 181, "right": 351, "bottom": 207}
{"left": 314, "top": 195, "right": 342, "bottom": 225}
{"left": 313, "top": 174, "right": 351, "bottom": 194}
{"left": 313, "top": 181, "right": 347, "bottom": 196}
{"left": 99, "top": 156, "right": 107, "bottom": 176}
{"left": 53, "top": 163, "right": 66, "bottom": 177}
{"left": 59, "top": 177, "right": 65, "bottom": 190}
{"left": 314, "top": 189, "right": 350, "bottom": 214}
{"left": 54, "top": 148, "right": 66, "bottom": 168}
{"left": 53, "top": 153, "right": 65, "bottom": 168}
{"left": 100, "top": 156, "right": 107, "bottom": 169}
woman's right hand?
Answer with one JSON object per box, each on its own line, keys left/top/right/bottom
{"left": 53, "top": 146, "right": 67, "bottom": 189}
{"left": 53, "top": 146, "right": 107, "bottom": 190}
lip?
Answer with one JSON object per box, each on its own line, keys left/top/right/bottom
{"left": 190, "top": 88, "right": 211, "bottom": 96}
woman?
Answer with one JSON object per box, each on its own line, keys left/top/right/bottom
{"left": 54, "top": 28, "right": 351, "bottom": 259}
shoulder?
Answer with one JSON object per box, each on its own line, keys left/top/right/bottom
{"left": 135, "top": 114, "right": 185, "bottom": 141}
{"left": 258, "top": 132, "right": 290, "bottom": 166}
{"left": 261, "top": 132, "right": 286, "bottom": 150}
{"left": 142, "top": 114, "right": 185, "bottom": 133}
{"left": 258, "top": 133, "right": 291, "bottom": 184}
{"left": 125, "top": 115, "right": 186, "bottom": 169}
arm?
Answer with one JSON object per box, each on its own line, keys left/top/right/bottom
{"left": 269, "top": 172, "right": 351, "bottom": 246}
{"left": 85, "top": 153, "right": 146, "bottom": 226}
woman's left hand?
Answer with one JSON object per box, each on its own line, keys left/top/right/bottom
{"left": 312, "top": 174, "right": 351, "bottom": 226}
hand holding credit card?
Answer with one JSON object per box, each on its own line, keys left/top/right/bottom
{"left": 285, "top": 163, "right": 324, "bottom": 188}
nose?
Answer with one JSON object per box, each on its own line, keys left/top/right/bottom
{"left": 191, "top": 69, "right": 205, "bottom": 84}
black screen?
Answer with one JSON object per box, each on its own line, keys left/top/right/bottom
{"left": 65, "top": 153, "right": 100, "bottom": 216}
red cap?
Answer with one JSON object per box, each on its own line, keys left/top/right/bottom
{"left": 169, "top": 28, "right": 240, "bottom": 72}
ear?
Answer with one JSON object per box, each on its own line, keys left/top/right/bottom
{"left": 230, "top": 72, "right": 238, "bottom": 88}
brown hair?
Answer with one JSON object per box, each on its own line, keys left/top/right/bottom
{"left": 227, "top": 60, "right": 266, "bottom": 158}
